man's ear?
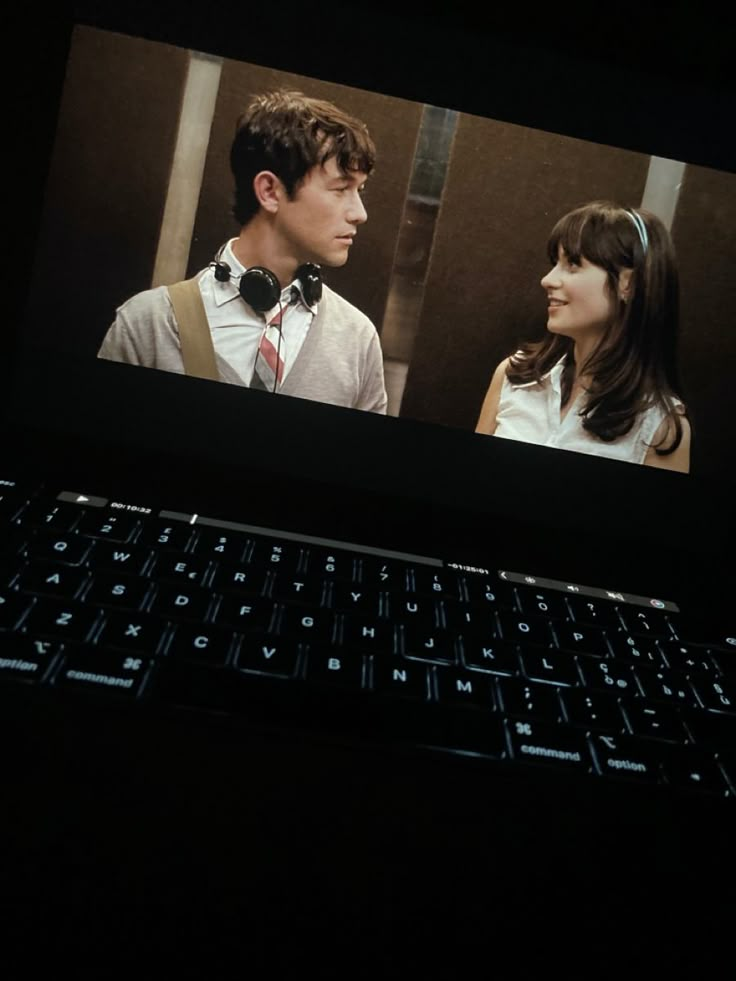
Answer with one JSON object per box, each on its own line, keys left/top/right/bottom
{"left": 619, "top": 268, "right": 633, "bottom": 300}
{"left": 252, "top": 171, "right": 283, "bottom": 214}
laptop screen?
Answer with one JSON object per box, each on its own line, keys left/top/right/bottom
{"left": 9, "top": 7, "right": 736, "bottom": 568}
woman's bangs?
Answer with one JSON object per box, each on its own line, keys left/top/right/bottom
{"left": 547, "top": 211, "right": 588, "bottom": 265}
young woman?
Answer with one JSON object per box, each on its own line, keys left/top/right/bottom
{"left": 475, "top": 201, "right": 691, "bottom": 471}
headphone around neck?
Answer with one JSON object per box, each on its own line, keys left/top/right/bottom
{"left": 211, "top": 250, "right": 322, "bottom": 312}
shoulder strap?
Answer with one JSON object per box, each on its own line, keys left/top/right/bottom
{"left": 167, "top": 277, "right": 219, "bottom": 381}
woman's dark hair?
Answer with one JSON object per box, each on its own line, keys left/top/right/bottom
{"left": 230, "top": 90, "right": 376, "bottom": 226}
{"left": 507, "top": 200, "right": 687, "bottom": 455}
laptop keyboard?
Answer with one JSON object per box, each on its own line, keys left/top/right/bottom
{"left": 2, "top": 476, "right": 734, "bottom": 798}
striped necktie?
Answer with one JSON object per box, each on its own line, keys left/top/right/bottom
{"left": 254, "top": 294, "right": 296, "bottom": 392}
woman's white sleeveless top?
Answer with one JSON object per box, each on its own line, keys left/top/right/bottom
{"left": 494, "top": 357, "right": 672, "bottom": 465}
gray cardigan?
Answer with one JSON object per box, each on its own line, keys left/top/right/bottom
{"left": 98, "top": 279, "right": 388, "bottom": 414}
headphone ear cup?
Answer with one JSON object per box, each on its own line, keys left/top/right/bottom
{"left": 213, "top": 260, "right": 232, "bottom": 283}
{"left": 296, "top": 263, "right": 323, "bottom": 306}
{"left": 238, "top": 266, "right": 281, "bottom": 312}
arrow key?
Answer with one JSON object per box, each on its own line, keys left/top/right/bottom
{"left": 663, "top": 747, "right": 730, "bottom": 795}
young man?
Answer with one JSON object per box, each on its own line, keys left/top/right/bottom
{"left": 98, "top": 91, "right": 388, "bottom": 414}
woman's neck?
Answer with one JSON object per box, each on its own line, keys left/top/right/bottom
{"left": 571, "top": 333, "right": 602, "bottom": 383}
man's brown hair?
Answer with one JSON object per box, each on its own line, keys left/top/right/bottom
{"left": 230, "top": 90, "right": 376, "bottom": 225}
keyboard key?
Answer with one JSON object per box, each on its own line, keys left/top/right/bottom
{"left": 670, "top": 615, "right": 736, "bottom": 651}
{"left": 0, "top": 483, "right": 31, "bottom": 521}
{"left": 271, "top": 574, "right": 324, "bottom": 605}
{"left": 167, "top": 623, "right": 235, "bottom": 665}
{"left": 690, "top": 677, "right": 736, "bottom": 714}
{"left": 505, "top": 718, "right": 591, "bottom": 771}
{"left": 462, "top": 638, "right": 519, "bottom": 676}
{"left": 151, "top": 553, "right": 210, "bottom": 587}
{"left": 16, "top": 563, "right": 89, "bottom": 600}
{"left": 515, "top": 588, "right": 569, "bottom": 621}
{"left": 588, "top": 733, "right": 664, "bottom": 783}
{"left": 371, "top": 660, "right": 430, "bottom": 699}
{"left": 566, "top": 596, "right": 622, "bottom": 629}
{"left": 137, "top": 522, "right": 193, "bottom": 551}
{"left": 681, "top": 707, "right": 736, "bottom": 750}
{"left": 660, "top": 641, "right": 719, "bottom": 676}
{"left": 18, "top": 500, "right": 81, "bottom": 532}
{"left": 56, "top": 647, "right": 152, "bottom": 696}
{"left": 710, "top": 649, "right": 736, "bottom": 681}
{"left": 521, "top": 649, "right": 579, "bottom": 687}
{"left": 76, "top": 511, "right": 139, "bottom": 542}
{"left": 430, "top": 708, "right": 506, "bottom": 758}
{"left": 498, "top": 612, "right": 553, "bottom": 648}
{"left": 497, "top": 678, "right": 562, "bottom": 721}
{"left": 616, "top": 607, "right": 675, "bottom": 639}
{"left": 155, "top": 654, "right": 323, "bottom": 729}
{"left": 608, "top": 632, "right": 665, "bottom": 667}
{"left": 0, "top": 541, "right": 25, "bottom": 590}
{"left": 635, "top": 666, "right": 700, "bottom": 710}
{"left": 96, "top": 611, "right": 167, "bottom": 654}
{"left": 411, "top": 568, "right": 463, "bottom": 600}
{"left": 577, "top": 656, "right": 639, "bottom": 697}
{"left": 279, "top": 607, "right": 337, "bottom": 645}
{"left": 150, "top": 584, "right": 212, "bottom": 621}
{"left": 26, "top": 532, "right": 92, "bottom": 566}
{"left": 720, "top": 752, "right": 736, "bottom": 794}
{"left": 24, "top": 600, "right": 100, "bottom": 643}
{"left": 343, "top": 618, "right": 395, "bottom": 655}
{"left": 553, "top": 623, "right": 609, "bottom": 658}
{"left": 435, "top": 668, "right": 494, "bottom": 708}
{"left": 443, "top": 602, "right": 493, "bottom": 633}
{"left": 560, "top": 689, "right": 626, "bottom": 731}
{"left": 463, "top": 579, "right": 517, "bottom": 611}
{"left": 360, "top": 696, "right": 504, "bottom": 757}
{"left": 210, "top": 563, "right": 267, "bottom": 595}
{"left": 662, "top": 747, "right": 730, "bottom": 795}
{"left": 360, "top": 557, "right": 411, "bottom": 591}
{"left": 331, "top": 583, "right": 381, "bottom": 615}
{"left": 84, "top": 573, "right": 151, "bottom": 611}
{"left": 89, "top": 542, "right": 151, "bottom": 575}
{"left": 304, "top": 650, "right": 365, "bottom": 690}
{"left": 235, "top": 635, "right": 300, "bottom": 677}
{"left": 213, "top": 595, "right": 275, "bottom": 632}
{"left": 0, "top": 636, "right": 60, "bottom": 682}
{"left": 304, "top": 547, "right": 357, "bottom": 582}
{"left": 388, "top": 595, "right": 438, "bottom": 631}
{"left": 192, "top": 528, "right": 250, "bottom": 562}
{"left": 402, "top": 626, "right": 457, "bottom": 665}
{"left": 249, "top": 539, "right": 303, "bottom": 576}
{"left": 621, "top": 701, "right": 690, "bottom": 742}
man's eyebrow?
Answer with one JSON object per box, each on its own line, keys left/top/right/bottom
{"left": 328, "top": 173, "right": 368, "bottom": 187}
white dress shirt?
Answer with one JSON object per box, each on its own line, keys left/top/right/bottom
{"left": 197, "top": 239, "right": 317, "bottom": 385}
{"left": 494, "top": 356, "right": 675, "bottom": 465}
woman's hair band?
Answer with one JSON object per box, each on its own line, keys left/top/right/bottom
{"left": 626, "top": 209, "right": 649, "bottom": 254}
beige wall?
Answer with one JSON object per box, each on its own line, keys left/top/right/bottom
{"left": 28, "top": 28, "right": 188, "bottom": 357}
{"left": 672, "top": 165, "right": 736, "bottom": 476}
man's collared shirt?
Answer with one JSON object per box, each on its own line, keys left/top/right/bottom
{"left": 198, "top": 239, "right": 318, "bottom": 386}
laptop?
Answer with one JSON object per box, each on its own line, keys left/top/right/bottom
{"left": 3, "top": 0, "right": 735, "bottom": 970}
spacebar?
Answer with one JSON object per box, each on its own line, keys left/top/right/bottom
{"left": 153, "top": 661, "right": 506, "bottom": 755}
{"left": 154, "top": 661, "right": 311, "bottom": 721}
